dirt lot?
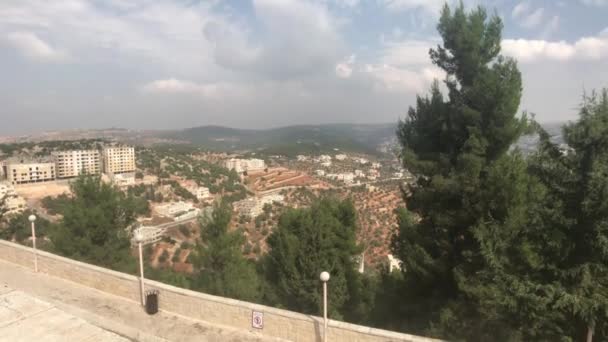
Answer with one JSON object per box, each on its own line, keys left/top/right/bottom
{"left": 15, "top": 181, "right": 71, "bottom": 200}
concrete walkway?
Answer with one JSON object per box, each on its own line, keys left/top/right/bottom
{"left": 0, "top": 288, "right": 129, "bottom": 341}
{"left": 0, "top": 260, "right": 284, "bottom": 342}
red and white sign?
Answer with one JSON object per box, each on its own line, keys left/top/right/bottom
{"left": 252, "top": 310, "right": 264, "bottom": 329}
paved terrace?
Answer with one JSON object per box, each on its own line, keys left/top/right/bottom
{"left": 0, "top": 259, "right": 282, "bottom": 342}
{"left": 0, "top": 240, "right": 440, "bottom": 342}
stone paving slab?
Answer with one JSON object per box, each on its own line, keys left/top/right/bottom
{"left": 0, "top": 260, "right": 285, "bottom": 342}
{"left": 0, "top": 289, "right": 128, "bottom": 342}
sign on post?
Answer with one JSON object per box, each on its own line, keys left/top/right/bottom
{"left": 252, "top": 310, "right": 264, "bottom": 329}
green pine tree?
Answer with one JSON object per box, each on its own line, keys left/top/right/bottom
{"left": 391, "top": 3, "right": 532, "bottom": 339}
{"left": 49, "top": 175, "right": 138, "bottom": 271}
{"left": 191, "top": 201, "right": 262, "bottom": 302}
{"left": 263, "top": 197, "right": 365, "bottom": 321}
{"left": 521, "top": 90, "right": 608, "bottom": 341}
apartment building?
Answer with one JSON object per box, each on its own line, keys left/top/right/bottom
{"left": 0, "top": 182, "right": 26, "bottom": 214}
{"left": 224, "top": 158, "right": 266, "bottom": 173}
{"left": 102, "top": 146, "right": 135, "bottom": 174}
{"left": 3, "top": 161, "right": 56, "bottom": 185}
{"left": 52, "top": 150, "right": 101, "bottom": 178}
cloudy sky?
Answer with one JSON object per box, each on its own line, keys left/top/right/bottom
{"left": 0, "top": 0, "right": 607, "bottom": 135}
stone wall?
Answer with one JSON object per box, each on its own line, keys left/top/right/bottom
{"left": 0, "top": 240, "right": 439, "bottom": 342}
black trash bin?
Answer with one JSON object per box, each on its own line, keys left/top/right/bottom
{"left": 145, "top": 290, "right": 159, "bottom": 315}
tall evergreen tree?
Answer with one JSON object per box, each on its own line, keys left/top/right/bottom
{"left": 191, "top": 201, "right": 261, "bottom": 302}
{"left": 50, "top": 175, "right": 138, "bottom": 271}
{"left": 263, "top": 197, "right": 364, "bottom": 321}
{"left": 520, "top": 90, "right": 608, "bottom": 341}
{"left": 391, "top": 3, "right": 532, "bottom": 339}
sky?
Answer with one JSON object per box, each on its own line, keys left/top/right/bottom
{"left": 0, "top": 0, "right": 607, "bottom": 135}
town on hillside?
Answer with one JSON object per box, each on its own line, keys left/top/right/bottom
{"left": 0, "top": 140, "right": 411, "bottom": 274}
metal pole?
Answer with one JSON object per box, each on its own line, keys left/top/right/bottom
{"left": 138, "top": 241, "right": 145, "bottom": 306}
{"left": 323, "top": 281, "right": 327, "bottom": 342}
{"left": 31, "top": 220, "right": 38, "bottom": 272}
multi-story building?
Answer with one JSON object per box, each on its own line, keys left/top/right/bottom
{"left": 188, "top": 186, "right": 210, "bottom": 200}
{"left": 224, "top": 158, "right": 266, "bottom": 173}
{"left": 234, "top": 194, "right": 284, "bottom": 218}
{"left": 3, "top": 161, "right": 56, "bottom": 185}
{"left": 102, "top": 146, "right": 135, "bottom": 174}
{"left": 0, "top": 182, "right": 26, "bottom": 214}
{"left": 52, "top": 150, "right": 101, "bottom": 178}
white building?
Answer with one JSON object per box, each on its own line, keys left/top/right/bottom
{"left": 132, "top": 226, "right": 166, "bottom": 245}
{"left": 224, "top": 158, "right": 266, "bottom": 173}
{"left": 320, "top": 161, "right": 332, "bottom": 167}
{"left": 387, "top": 254, "right": 402, "bottom": 273}
{"left": 52, "top": 150, "right": 101, "bottom": 179}
{"left": 326, "top": 173, "right": 354, "bottom": 184}
{"left": 296, "top": 155, "right": 308, "bottom": 162}
{"left": 103, "top": 146, "right": 135, "bottom": 174}
{"left": 318, "top": 155, "right": 331, "bottom": 163}
{"left": 234, "top": 198, "right": 262, "bottom": 218}
{"left": 234, "top": 194, "right": 284, "bottom": 218}
{"left": 314, "top": 169, "right": 326, "bottom": 177}
{"left": 155, "top": 201, "right": 200, "bottom": 221}
{"left": 393, "top": 172, "right": 404, "bottom": 178}
{"left": 110, "top": 172, "right": 135, "bottom": 187}
{"left": 354, "top": 169, "right": 365, "bottom": 178}
{"left": 341, "top": 173, "right": 355, "bottom": 184}
{"left": 261, "top": 193, "right": 284, "bottom": 206}
{"left": 190, "top": 186, "right": 210, "bottom": 200}
{"left": 356, "top": 157, "right": 369, "bottom": 165}
{"left": 0, "top": 182, "right": 26, "bottom": 215}
{"left": 335, "top": 154, "right": 347, "bottom": 161}
{"left": 371, "top": 162, "right": 381, "bottom": 169}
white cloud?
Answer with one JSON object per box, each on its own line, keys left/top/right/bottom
{"left": 335, "top": 54, "right": 355, "bottom": 78}
{"left": 141, "top": 79, "right": 235, "bottom": 99}
{"left": 502, "top": 35, "right": 608, "bottom": 62}
{"left": 511, "top": 2, "right": 530, "bottom": 18}
{"left": 364, "top": 63, "right": 444, "bottom": 93}
{"left": 520, "top": 7, "right": 545, "bottom": 29}
{"left": 5, "top": 31, "right": 68, "bottom": 62}
{"left": 380, "top": 0, "right": 445, "bottom": 13}
{"left": 0, "top": 0, "right": 223, "bottom": 76}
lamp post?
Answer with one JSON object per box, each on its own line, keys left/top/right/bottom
{"left": 28, "top": 214, "right": 38, "bottom": 272}
{"left": 320, "top": 271, "right": 330, "bottom": 342}
{"left": 134, "top": 230, "right": 145, "bottom": 306}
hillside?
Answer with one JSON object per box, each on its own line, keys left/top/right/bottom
{"left": 168, "top": 123, "right": 398, "bottom": 156}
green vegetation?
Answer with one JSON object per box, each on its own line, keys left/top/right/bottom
{"left": 262, "top": 198, "right": 368, "bottom": 320}
{"left": 41, "top": 194, "right": 70, "bottom": 216}
{"left": 136, "top": 147, "right": 247, "bottom": 203}
{"left": 0, "top": 139, "right": 106, "bottom": 158}
{"left": 49, "top": 175, "right": 138, "bottom": 272}
{"left": 1, "top": 5, "right": 607, "bottom": 341}
{"left": 190, "top": 201, "right": 262, "bottom": 302}
{"left": 0, "top": 210, "right": 51, "bottom": 248}
{"left": 178, "top": 225, "right": 191, "bottom": 238}
{"left": 169, "top": 124, "right": 394, "bottom": 156}
{"left": 390, "top": 4, "right": 531, "bottom": 339}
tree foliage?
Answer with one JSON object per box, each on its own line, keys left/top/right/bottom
{"left": 391, "top": 3, "right": 532, "bottom": 339}
{"left": 263, "top": 197, "right": 365, "bottom": 320}
{"left": 191, "top": 201, "right": 262, "bottom": 302}
{"left": 49, "top": 175, "right": 138, "bottom": 271}
{"left": 511, "top": 90, "right": 608, "bottom": 340}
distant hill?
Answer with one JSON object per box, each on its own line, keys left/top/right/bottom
{"left": 168, "top": 124, "right": 399, "bottom": 156}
